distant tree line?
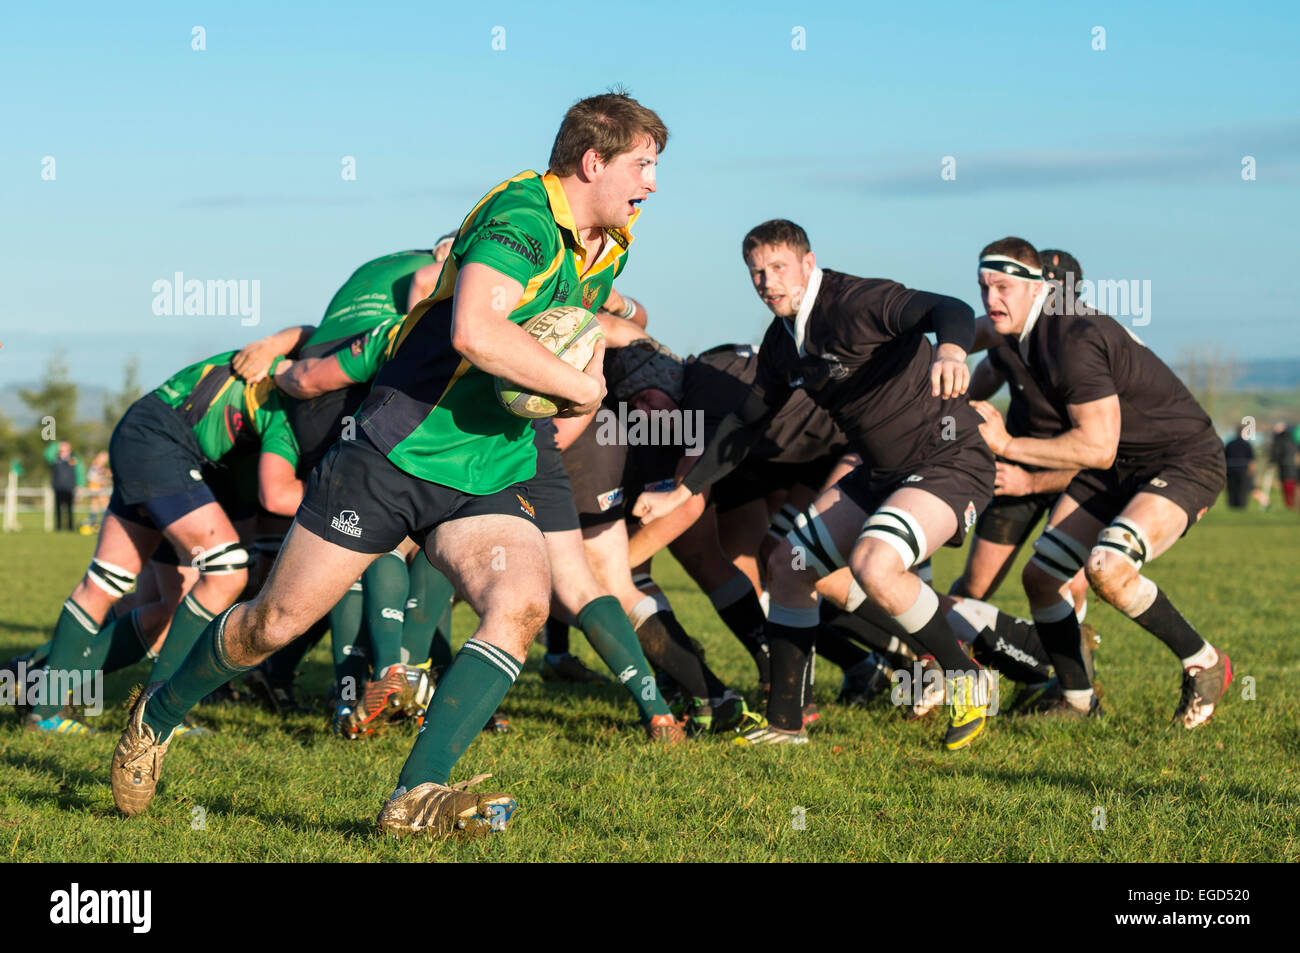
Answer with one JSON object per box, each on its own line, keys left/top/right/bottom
{"left": 0, "top": 351, "right": 141, "bottom": 478}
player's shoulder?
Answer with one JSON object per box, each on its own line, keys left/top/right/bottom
{"left": 818, "top": 269, "right": 912, "bottom": 316}
{"left": 473, "top": 171, "right": 554, "bottom": 224}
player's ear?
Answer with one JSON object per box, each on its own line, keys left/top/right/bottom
{"left": 580, "top": 148, "right": 605, "bottom": 180}
{"left": 804, "top": 250, "right": 817, "bottom": 273}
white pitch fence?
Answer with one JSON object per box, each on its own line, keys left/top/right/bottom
{"left": 1, "top": 471, "right": 107, "bottom": 532}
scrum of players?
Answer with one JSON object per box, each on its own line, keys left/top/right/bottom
{"left": 2, "top": 92, "right": 1232, "bottom": 838}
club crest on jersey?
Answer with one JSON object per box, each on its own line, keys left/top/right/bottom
{"left": 964, "top": 502, "right": 977, "bottom": 530}
{"left": 517, "top": 494, "right": 535, "bottom": 519}
{"left": 331, "top": 509, "right": 362, "bottom": 538}
{"left": 581, "top": 282, "right": 600, "bottom": 310}
{"left": 596, "top": 487, "right": 624, "bottom": 512}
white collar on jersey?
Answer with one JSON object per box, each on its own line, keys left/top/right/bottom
{"left": 1017, "top": 284, "right": 1050, "bottom": 362}
{"left": 782, "top": 266, "right": 823, "bottom": 357}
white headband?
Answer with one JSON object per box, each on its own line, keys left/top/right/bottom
{"left": 979, "top": 255, "right": 1043, "bottom": 281}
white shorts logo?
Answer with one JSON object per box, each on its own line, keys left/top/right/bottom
{"left": 1149, "top": 478, "right": 1168, "bottom": 488}
{"left": 596, "top": 487, "right": 624, "bottom": 512}
{"left": 905, "top": 474, "right": 924, "bottom": 483}
{"left": 331, "top": 509, "right": 362, "bottom": 538}
{"left": 964, "top": 501, "right": 977, "bottom": 530}
{"left": 644, "top": 478, "right": 675, "bottom": 494}
{"left": 380, "top": 607, "right": 405, "bottom": 622}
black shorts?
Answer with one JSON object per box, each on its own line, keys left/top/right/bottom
{"left": 973, "top": 491, "right": 1057, "bottom": 547}
{"left": 530, "top": 421, "right": 581, "bottom": 534}
{"left": 712, "top": 454, "right": 842, "bottom": 514}
{"left": 836, "top": 435, "right": 995, "bottom": 547}
{"left": 296, "top": 432, "right": 538, "bottom": 554}
{"left": 107, "top": 393, "right": 219, "bottom": 529}
{"left": 1065, "top": 437, "right": 1226, "bottom": 532}
{"left": 561, "top": 417, "right": 629, "bottom": 528}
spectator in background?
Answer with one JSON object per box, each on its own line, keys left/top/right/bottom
{"left": 1224, "top": 424, "right": 1255, "bottom": 509}
{"left": 1271, "top": 422, "right": 1298, "bottom": 510}
{"left": 45, "top": 441, "right": 84, "bottom": 531}
{"left": 83, "top": 450, "right": 111, "bottom": 533}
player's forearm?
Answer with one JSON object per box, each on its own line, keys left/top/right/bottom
{"left": 266, "top": 325, "right": 315, "bottom": 357}
{"left": 453, "top": 318, "right": 597, "bottom": 406}
{"left": 1028, "top": 467, "right": 1080, "bottom": 495}
{"left": 274, "top": 356, "right": 355, "bottom": 399}
{"left": 627, "top": 492, "right": 705, "bottom": 567}
{"left": 1003, "top": 431, "right": 1115, "bottom": 471}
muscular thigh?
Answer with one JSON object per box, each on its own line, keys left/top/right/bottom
{"left": 1112, "top": 492, "right": 1188, "bottom": 562}
{"left": 430, "top": 514, "right": 550, "bottom": 618}
{"left": 254, "top": 520, "right": 378, "bottom": 631}
{"left": 782, "top": 482, "right": 870, "bottom": 579}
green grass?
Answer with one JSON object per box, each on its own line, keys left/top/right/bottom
{"left": 2, "top": 501, "right": 1298, "bottom": 862}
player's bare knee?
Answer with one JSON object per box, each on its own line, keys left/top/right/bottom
{"left": 1085, "top": 552, "right": 1135, "bottom": 605}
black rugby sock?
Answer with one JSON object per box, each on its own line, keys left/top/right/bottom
{"left": 1133, "top": 588, "right": 1206, "bottom": 660}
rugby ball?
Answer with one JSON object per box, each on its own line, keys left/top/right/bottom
{"left": 495, "top": 306, "right": 603, "bottom": 418}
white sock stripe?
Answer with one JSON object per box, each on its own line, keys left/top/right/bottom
{"left": 892, "top": 584, "right": 940, "bottom": 634}
{"left": 1120, "top": 575, "right": 1159, "bottom": 618}
{"left": 767, "top": 603, "right": 821, "bottom": 628}
{"left": 182, "top": 592, "right": 216, "bottom": 622}
{"left": 845, "top": 578, "right": 867, "bottom": 612}
{"left": 465, "top": 638, "right": 521, "bottom": 677}
{"left": 709, "top": 573, "right": 753, "bottom": 610}
{"left": 62, "top": 600, "right": 99, "bottom": 635}
{"left": 461, "top": 639, "right": 521, "bottom": 680}
{"left": 1031, "top": 599, "right": 1075, "bottom": 624}
{"left": 628, "top": 595, "right": 660, "bottom": 630}
{"left": 631, "top": 572, "right": 653, "bottom": 589}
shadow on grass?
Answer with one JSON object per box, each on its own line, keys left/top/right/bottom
{"left": 964, "top": 762, "right": 1300, "bottom": 811}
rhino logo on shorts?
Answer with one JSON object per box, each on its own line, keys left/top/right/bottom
{"left": 331, "top": 509, "right": 362, "bottom": 538}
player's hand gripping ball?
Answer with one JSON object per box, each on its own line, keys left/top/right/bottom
{"left": 496, "top": 306, "right": 604, "bottom": 418}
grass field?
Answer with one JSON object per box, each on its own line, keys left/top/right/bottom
{"left": 2, "top": 503, "right": 1298, "bottom": 862}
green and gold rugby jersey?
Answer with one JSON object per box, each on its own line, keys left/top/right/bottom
{"left": 153, "top": 351, "right": 299, "bottom": 468}
{"left": 302, "top": 250, "right": 436, "bottom": 358}
{"left": 356, "top": 170, "right": 637, "bottom": 494}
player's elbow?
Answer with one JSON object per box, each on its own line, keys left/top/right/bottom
{"left": 259, "top": 484, "right": 301, "bottom": 517}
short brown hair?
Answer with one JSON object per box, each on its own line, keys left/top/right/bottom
{"left": 979, "top": 236, "right": 1041, "bottom": 270}
{"left": 549, "top": 90, "right": 668, "bottom": 177}
{"left": 742, "top": 219, "right": 811, "bottom": 259}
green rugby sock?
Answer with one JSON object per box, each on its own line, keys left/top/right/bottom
{"left": 148, "top": 592, "right": 218, "bottom": 685}
{"left": 403, "top": 555, "right": 454, "bottom": 666}
{"left": 430, "top": 604, "right": 454, "bottom": 674}
{"left": 143, "top": 605, "right": 253, "bottom": 740}
{"left": 330, "top": 585, "right": 367, "bottom": 698}
{"left": 576, "top": 596, "right": 670, "bottom": 721}
{"left": 32, "top": 599, "right": 103, "bottom": 719}
{"left": 11, "top": 640, "right": 52, "bottom": 670}
{"left": 87, "top": 607, "right": 152, "bottom": 674}
{"left": 395, "top": 638, "right": 519, "bottom": 789}
{"left": 363, "top": 553, "right": 408, "bottom": 675}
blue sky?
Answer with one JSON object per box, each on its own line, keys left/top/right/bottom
{"left": 1, "top": 0, "right": 1297, "bottom": 394}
